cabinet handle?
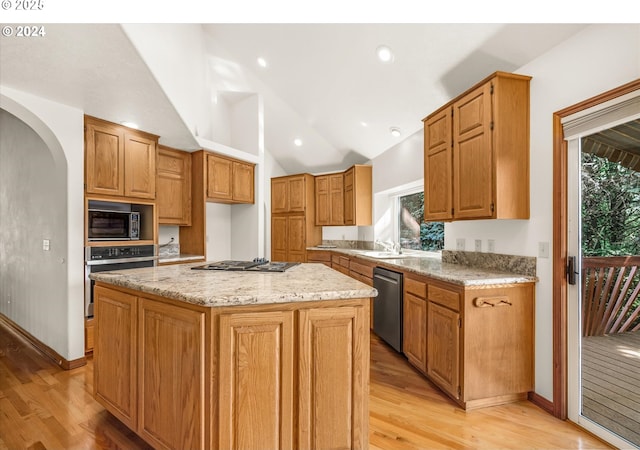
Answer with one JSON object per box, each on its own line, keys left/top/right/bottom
{"left": 473, "top": 297, "right": 512, "bottom": 308}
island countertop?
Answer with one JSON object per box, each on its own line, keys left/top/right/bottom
{"left": 90, "top": 262, "right": 378, "bottom": 307}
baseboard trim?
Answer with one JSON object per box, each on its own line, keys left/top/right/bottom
{"left": 528, "top": 391, "right": 554, "bottom": 415}
{"left": 0, "top": 314, "right": 86, "bottom": 370}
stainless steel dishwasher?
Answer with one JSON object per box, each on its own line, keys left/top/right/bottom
{"left": 373, "top": 267, "right": 403, "bottom": 352}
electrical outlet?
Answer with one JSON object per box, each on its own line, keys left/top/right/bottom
{"left": 456, "top": 238, "right": 465, "bottom": 251}
{"left": 488, "top": 239, "right": 496, "bottom": 253}
{"left": 42, "top": 239, "right": 50, "bottom": 251}
{"left": 474, "top": 239, "right": 482, "bottom": 252}
{"left": 538, "top": 242, "right": 550, "bottom": 258}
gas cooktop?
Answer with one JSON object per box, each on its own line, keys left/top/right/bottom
{"left": 191, "top": 259, "right": 300, "bottom": 272}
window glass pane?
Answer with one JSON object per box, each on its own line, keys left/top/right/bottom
{"left": 398, "top": 191, "right": 444, "bottom": 251}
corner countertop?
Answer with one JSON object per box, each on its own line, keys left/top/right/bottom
{"left": 90, "top": 262, "right": 377, "bottom": 308}
{"left": 307, "top": 247, "right": 538, "bottom": 286}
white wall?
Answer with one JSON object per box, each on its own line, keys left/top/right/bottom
{"left": 0, "top": 87, "right": 85, "bottom": 361}
{"left": 370, "top": 23, "right": 640, "bottom": 402}
{"left": 121, "top": 24, "right": 210, "bottom": 141}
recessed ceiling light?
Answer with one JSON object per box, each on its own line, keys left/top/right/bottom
{"left": 257, "top": 57, "right": 268, "bottom": 68}
{"left": 360, "top": 121, "right": 368, "bottom": 127}
{"left": 376, "top": 45, "right": 394, "bottom": 63}
{"left": 294, "top": 138, "right": 303, "bottom": 147}
{"left": 390, "top": 127, "right": 401, "bottom": 137}
{"left": 121, "top": 121, "right": 139, "bottom": 129}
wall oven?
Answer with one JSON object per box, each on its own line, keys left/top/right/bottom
{"left": 84, "top": 244, "right": 156, "bottom": 318}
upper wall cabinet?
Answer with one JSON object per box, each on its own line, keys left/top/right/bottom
{"left": 156, "top": 145, "right": 192, "bottom": 226}
{"left": 272, "top": 174, "right": 308, "bottom": 214}
{"left": 314, "top": 164, "right": 372, "bottom": 226}
{"left": 206, "top": 152, "right": 255, "bottom": 204}
{"left": 85, "top": 116, "right": 157, "bottom": 200}
{"left": 423, "top": 72, "right": 531, "bottom": 222}
{"left": 315, "top": 173, "right": 344, "bottom": 226}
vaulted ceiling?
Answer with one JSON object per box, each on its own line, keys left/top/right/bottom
{"left": 1, "top": 23, "right": 589, "bottom": 173}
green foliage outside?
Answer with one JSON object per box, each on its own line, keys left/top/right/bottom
{"left": 399, "top": 191, "right": 444, "bottom": 251}
{"left": 581, "top": 152, "right": 640, "bottom": 257}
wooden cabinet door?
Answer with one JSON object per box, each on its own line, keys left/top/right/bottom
{"left": 288, "top": 176, "right": 306, "bottom": 212}
{"left": 138, "top": 299, "right": 206, "bottom": 450}
{"left": 329, "top": 173, "right": 344, "bottom": 225}
{"left": 232, "top": 161, "right": 254, "bottom": 203}
{"left": 298, "top": 305, "right": 368, "bottom": 450}
{"left": 124, "top": 132, "right": 156, "bottom": 199}
{"left": 315, "top": 175, "right": 330, "bottom": 225}
{"left": 403, "top": 293, "right": 427, "bottom": 373}
{"left": 343, "top": 168, "right": 354, "bottom": 225}
{"left": 207, "top": 154, "right": 233, "bottom": 201}
{"left": 427, "top": 301, "right": 460, "bottom": 399}
{"left": 287, "top": 216, "right": 306, "bottom": 262}
{"left": 157, "top": 146, "right": 192, "bottom": 225}
{"left": 93, "top": 286, "right": 137, "bottom": 430}
{"left": 271, "top": 178, "right": 289, "bottom": 213}
{"left": 271, "top": 216, "right": 288, "bottom": 261}
{"left": 219, "top": 311, "right": 294, "bottom": 450}
{"left": 453, "top": 82, "right": 493, "bottom": 219}
{"left": 85, "top": 121, "right": 124, "bottom": 196}
{"left": 424, "top": 107, "right": 453, "bottom": 221}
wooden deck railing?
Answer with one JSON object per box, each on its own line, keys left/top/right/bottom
{"left": 582, "top": 256, "right": 640, "bottom": 337}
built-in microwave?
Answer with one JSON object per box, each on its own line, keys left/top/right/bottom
{"left": 88, "top": 209, "right": 140, "bottom": 241}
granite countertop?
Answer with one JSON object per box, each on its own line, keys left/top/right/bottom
{"left": 307, "top": 247, "right": 538, "bottom": 286}
{"left": 90, "top": 262, "right": 377, "bottom": 307}
{"left": 158, "top": 254, "right": 205, "bottom": 264}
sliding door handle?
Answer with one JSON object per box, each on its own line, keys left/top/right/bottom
{"left": 567, "top": 256, "right": 577, "bottom": 285}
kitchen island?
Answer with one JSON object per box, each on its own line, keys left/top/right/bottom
{"left": 90, "top": 263, "right": 376, "bottom": 450}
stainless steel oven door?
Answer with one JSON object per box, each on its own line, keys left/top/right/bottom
{"left": 84, "top": 257, "right": 155, "bottom": 318}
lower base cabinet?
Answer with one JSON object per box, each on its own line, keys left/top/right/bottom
{"left": 94, "top": 284, "right": 369, "bottom": 450}
{"left": 404, "top": 278, "right": 535, "bottom": 410}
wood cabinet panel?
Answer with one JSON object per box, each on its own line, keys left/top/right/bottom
{"left": 428, "top": 284, "right": 460, "bottom": 312}
{"left": 288, "top": 176, "right": 306, "bottom": 212}
{"left": 298, "top": 306, "right": 368, "bottom": 450}
{"left": 463, "top": 285, "right": 534, "bottom": 402}
{"left": 271, "top": 178, "right": 289, "bottom": 213}
{"left": 424, "top": 108, "right": 453, "bottom": 221}
{"left": 206, "top": 154, "right": 233, "bottom": 201}
{"left": 138, "top": 298, "right": 205, "bottom": 450}
{"left": 157, "top": 146, "right": 192, "bottom": 225}
{"left": 232, "top": 161, "right": 254, "bottom": 203}
{"left": 85, "top": 121, "right": 125, "bottom": 196}
{"left": 403, "top": 293, "right": 427, "bottom": 373}
{"left": 314, "top": 173, "right": 344, "bottom": 226}
{"left": 93, "top": 286, "right": 137, "bottom": 430}
{"left": 287, "top": 216, "right": 306, "bottom": 261}
{"left": 427, "top": 301, "right": 460, "bottom": 399}
{"left": 218, "top": 311, "right": 294, "bottom": 450}
{"left": 124, "top": 133, "right": 156, "bottom": 199}
{"left": 344, "top": 165, "right": 372, "bottom": 226}
{"left": 453, "top": 83, "right": 493, "bottom": 219}
{"left": 314, "top": 176, "right": 330, "bottom": 225}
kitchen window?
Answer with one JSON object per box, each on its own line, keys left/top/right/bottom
{"left": 396, "top": 190, "right": 444, "bottom": 252}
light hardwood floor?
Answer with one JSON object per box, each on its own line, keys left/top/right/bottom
{"left": 0, "top": 323, "right": 610, "bottom": 449}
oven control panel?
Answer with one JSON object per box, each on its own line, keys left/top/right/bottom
{"left": 87, "top": 245, "right": 155, "bottom": 260}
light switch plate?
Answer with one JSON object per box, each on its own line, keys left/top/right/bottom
{"left": 456, "top": 238, "right": 465, "bottom": 251}
{"left": 475, "top": 239, "right": 482, "bottom": 252}
{"left": 538, "top": 242, "right": 550, "bottom": 258}
{"left": 487, "top": 239, "right": 496, "bottom": 253}
{"left": 42, "top": 239, "right": 50, "bottom": 251}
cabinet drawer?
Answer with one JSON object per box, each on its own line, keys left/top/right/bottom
{"left": 349, "top": 260, "right": 374, "bottom": 278}
{"left": 405, "top": 277, "right": 427, "bottom": 299}
{"left": 428, "top": 285, "right": 460, "bottom": 311}
{"left": 333, "top": 264, "right": 350, "bottom": 276}
{"left": 331, "top": 254, "right": 350, "bottom": 268}
{"left": 349, "top": 271, "right": 373, "bottom": 287}
{"left": 307, "top": 250, "right": 332, "bottom": 263}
